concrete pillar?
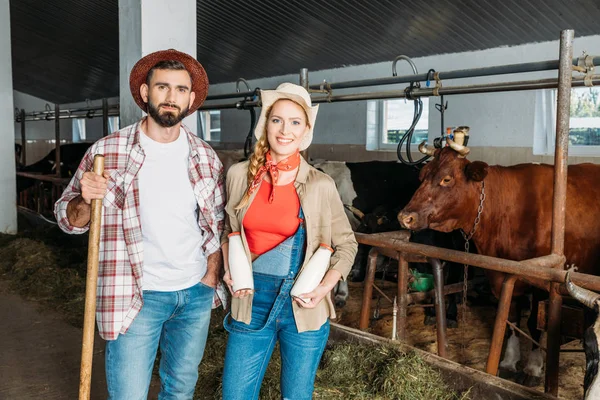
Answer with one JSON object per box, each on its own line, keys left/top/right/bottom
{"left": 119, "top": 0, "right": 198, "bottom": 134}
{"left": 0, "top": 0, "right": 17, "bottom": 234}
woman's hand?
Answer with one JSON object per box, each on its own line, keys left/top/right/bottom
{"left": 293, "top": 269, "right": 343, "bottom": 308}
{"left": 293, "top": 284, "right": 331, "bottom": 308}
{"left": 223, "top": 269, "right": 253, "bottom": 298}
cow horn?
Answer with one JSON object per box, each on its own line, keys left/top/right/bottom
{"left": 344, "top": 204, "right": 365, "bottom": 220}
{"left": 418, "top": 141, "right": 436, "bottom": 156}
{"left": 565, "top": 267, "right": 600, "bottom": 310}
{"left": 446, "top": 136, "right": 470, "bottom": 157}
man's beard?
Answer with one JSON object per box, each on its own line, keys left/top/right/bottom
{"left": 147, "top": 100, "right": 189, "bottom": 127}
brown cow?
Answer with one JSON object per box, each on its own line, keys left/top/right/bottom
{"left": 398, "top": 143, "right": 600, "bottom": 383}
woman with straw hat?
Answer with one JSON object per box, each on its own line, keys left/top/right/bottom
{"left": 220, "top": 82, "right": 358, "bottom": 399}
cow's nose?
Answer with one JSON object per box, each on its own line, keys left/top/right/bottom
{"left": 398, "top": 211, "right": 418, "bottom": 229}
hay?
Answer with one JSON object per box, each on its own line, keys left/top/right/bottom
{"left": 315, "top": 343, "right": 471, "bottom": 400}
{"left": 193, "top": 312, "right": 470, "bottom": 400}
{"left": 0, "top": 227, "right": 88, "bottom": 326}
{"left": 1, "top": 228, "right": 470, "bottom": 400}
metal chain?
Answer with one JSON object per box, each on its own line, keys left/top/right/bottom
{"left": 460, "top": 180, "right": 486, "bottom": 242}
{"left": 459, "top": 180, "right": 485, "bottom": 360}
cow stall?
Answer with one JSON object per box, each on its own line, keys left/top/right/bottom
{"left": 14, "top": 100, "right": 116, "bottom": 218}
{"left": 198, "top": 30, "right": 599, "bottom": 398}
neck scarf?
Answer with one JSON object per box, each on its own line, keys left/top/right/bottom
{"left": 248, "top": 150, "right": 301, "bottom": 203}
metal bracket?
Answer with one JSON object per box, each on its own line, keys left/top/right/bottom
{"left": 575, "top": 52, "right": 595, "bottom": 87}
{"left": 433, "top": 72, "right": 443, "bottom": 96}
{"left": 308, "top": 79, "right": 333, "bottom": 101}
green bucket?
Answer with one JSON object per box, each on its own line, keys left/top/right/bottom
{"left": 409, "top": 269, "right": 434, "bottom": 292}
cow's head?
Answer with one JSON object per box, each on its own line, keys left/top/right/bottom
{"left": 398, "top": 146, "right": 488, "bottom": 233}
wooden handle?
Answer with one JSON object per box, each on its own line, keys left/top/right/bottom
{"left": 79, "top": 154, "right": 104, "bottom": 400}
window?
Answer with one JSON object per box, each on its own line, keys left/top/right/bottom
{"left": 198, "top": 110, "right": 221, "bottom": 142}
{"left": 108, "top": 116, "right": 119, "bottom": 133}
{"left": 72, "top": 119, "right": 86, "bottom": 142}
{"left": 367, "top": 98, "right": 429, "bottom": 151}
{"left": 534, "top": 87, "right": 600, "bottom": 156}
{"left": 570, "top": 88, "right": 600, "bottom": 147}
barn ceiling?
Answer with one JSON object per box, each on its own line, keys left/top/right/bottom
{"left": 9, "top": 0, "right": 600, "bottom": 104}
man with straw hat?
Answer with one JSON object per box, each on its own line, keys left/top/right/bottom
{"left": 55, "top": 49, "right": 226, "bottom": 399}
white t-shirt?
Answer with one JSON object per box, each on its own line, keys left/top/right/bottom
{"left": 138, "top": 128, "right": 207, "bottom": 291}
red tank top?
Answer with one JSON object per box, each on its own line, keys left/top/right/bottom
{"left": 243, "top": 180, "right": 301, "bottom": 255}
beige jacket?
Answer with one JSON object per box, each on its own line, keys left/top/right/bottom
{"left": 221, "top": 157, "right": 358, "bottom": 332}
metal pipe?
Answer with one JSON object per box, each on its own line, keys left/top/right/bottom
{"left": 200, "top": 56, "right": 600, "bottom": 103}
{"left": 299, "top": 68, "right": 310, "bottom": 161}
{"left": 199, "top": 75, "right": 600, "bottom": 111}
{"left": 359, "top": 247, "right": 379, "bottom": 330}
{"left": 357, "top": 232, "right": 570, "bottom": 278}
{"left": 430, "top": 258, "right": 448, "bottom": 358}
{"left": 397, "top": 255, "right": 409, "bottom": 341}
{"left": 545, "top": 29, "right": 575, "bottom": 397}
{"left": 308, "top": 56, "right": 600, "bottom": 91}
{"left": 299, "top": 68, "right": 309, "bottom": 90}
{"left": 486, "top": 275, "right": 518, "bottom": 376}
{"left": 102, "top": 98, "right": 109, "bottom": 137}
{"left": 21, "top": 112, "right": 120, "bottom": 122}
{"left": 20, "top": 109, "right": 26, "bottom": 165}
{"left": 206, "top": 91, "right": 256, "bottom": 101}
{"left": 54, "top": 104, "right": 61, "bottom": 178}
{"left": 355, "top": 233, "right": 600, "bottom": 291}
{"left": 22, "top": 104, "right": 119, "bottom": 117}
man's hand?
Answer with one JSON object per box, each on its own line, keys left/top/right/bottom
{"left": 66, "top": 170, "right": 110, "bottom": 228}
{"left": 201, "top": 251, "right": 222, "bottom": 289}
{"left": 81, "top": 171, "right": 110, "bottom": 204}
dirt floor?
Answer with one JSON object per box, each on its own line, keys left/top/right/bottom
{"left": 334, "top": 281, "right": 586, "bottom": 400}
{"left": 0, "top": 279, "right": 161, "bottom": 399}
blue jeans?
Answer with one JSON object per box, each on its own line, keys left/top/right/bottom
{"left": 223, "top": 275, "right": 330, "bottom": 400}
{"left": 105, "top": 282, "right": 214, "bottom": 400}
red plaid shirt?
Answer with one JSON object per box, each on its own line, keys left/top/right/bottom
{"left": 54, "top": 119, "right": 226, "bottom": 340}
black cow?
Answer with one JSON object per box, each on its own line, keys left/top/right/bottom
{"left": 313, "top": 160, "right": 474, "bottom": 327}
{"left": 17, "top": 143, "right": 92, "bottom": 192}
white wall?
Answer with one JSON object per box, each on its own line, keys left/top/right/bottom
{"left": 119, "top": 0, "right": 198, "bottom": 133}
{"left": 13, "top": 91, "right": 67, "bottom": 141}
{"left": 208, "top": 34, "right": 600, "bottom": 157}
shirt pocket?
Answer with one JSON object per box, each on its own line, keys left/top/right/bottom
{"left": 103, "top": 170, "right": 125, "bottom": 210}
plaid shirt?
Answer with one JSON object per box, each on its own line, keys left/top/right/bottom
{"left": 54, "top": 119, "right": 227, "bottom": 340}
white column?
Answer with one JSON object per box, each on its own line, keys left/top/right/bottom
{"left": 119, "top": 0, "right": 198, "bottom": 134}
{"left": 0, "top": 0, "right": 17, "bottom": 234}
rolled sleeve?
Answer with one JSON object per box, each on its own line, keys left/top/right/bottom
{"left": 54, "top": 148, "right": 93, "bottom": 235}
{"left": 204, "top": 162, "right": 226, "bottom": 257}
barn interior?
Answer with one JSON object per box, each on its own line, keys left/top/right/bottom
{"left": 2, "top": 1, "right": 600, "bottom": 399}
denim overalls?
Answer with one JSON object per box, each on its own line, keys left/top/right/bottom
{"left": 222, "top": 208, "right": 330, "bottom": 400}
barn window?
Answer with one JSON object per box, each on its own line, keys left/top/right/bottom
{"left": 72, "top": 118, "right": 86, "bottom": 142}
{"left": 534, "top": 87, "right": 600, "bottom": 156}
{"left": 198, "top": 110, "right": 221, "bottom": 142}
{"left": 366, "top": 98, "right": 429, "bottom": 151}
{"left": 108, "top": 116, "right": 119, "bottom": 133}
